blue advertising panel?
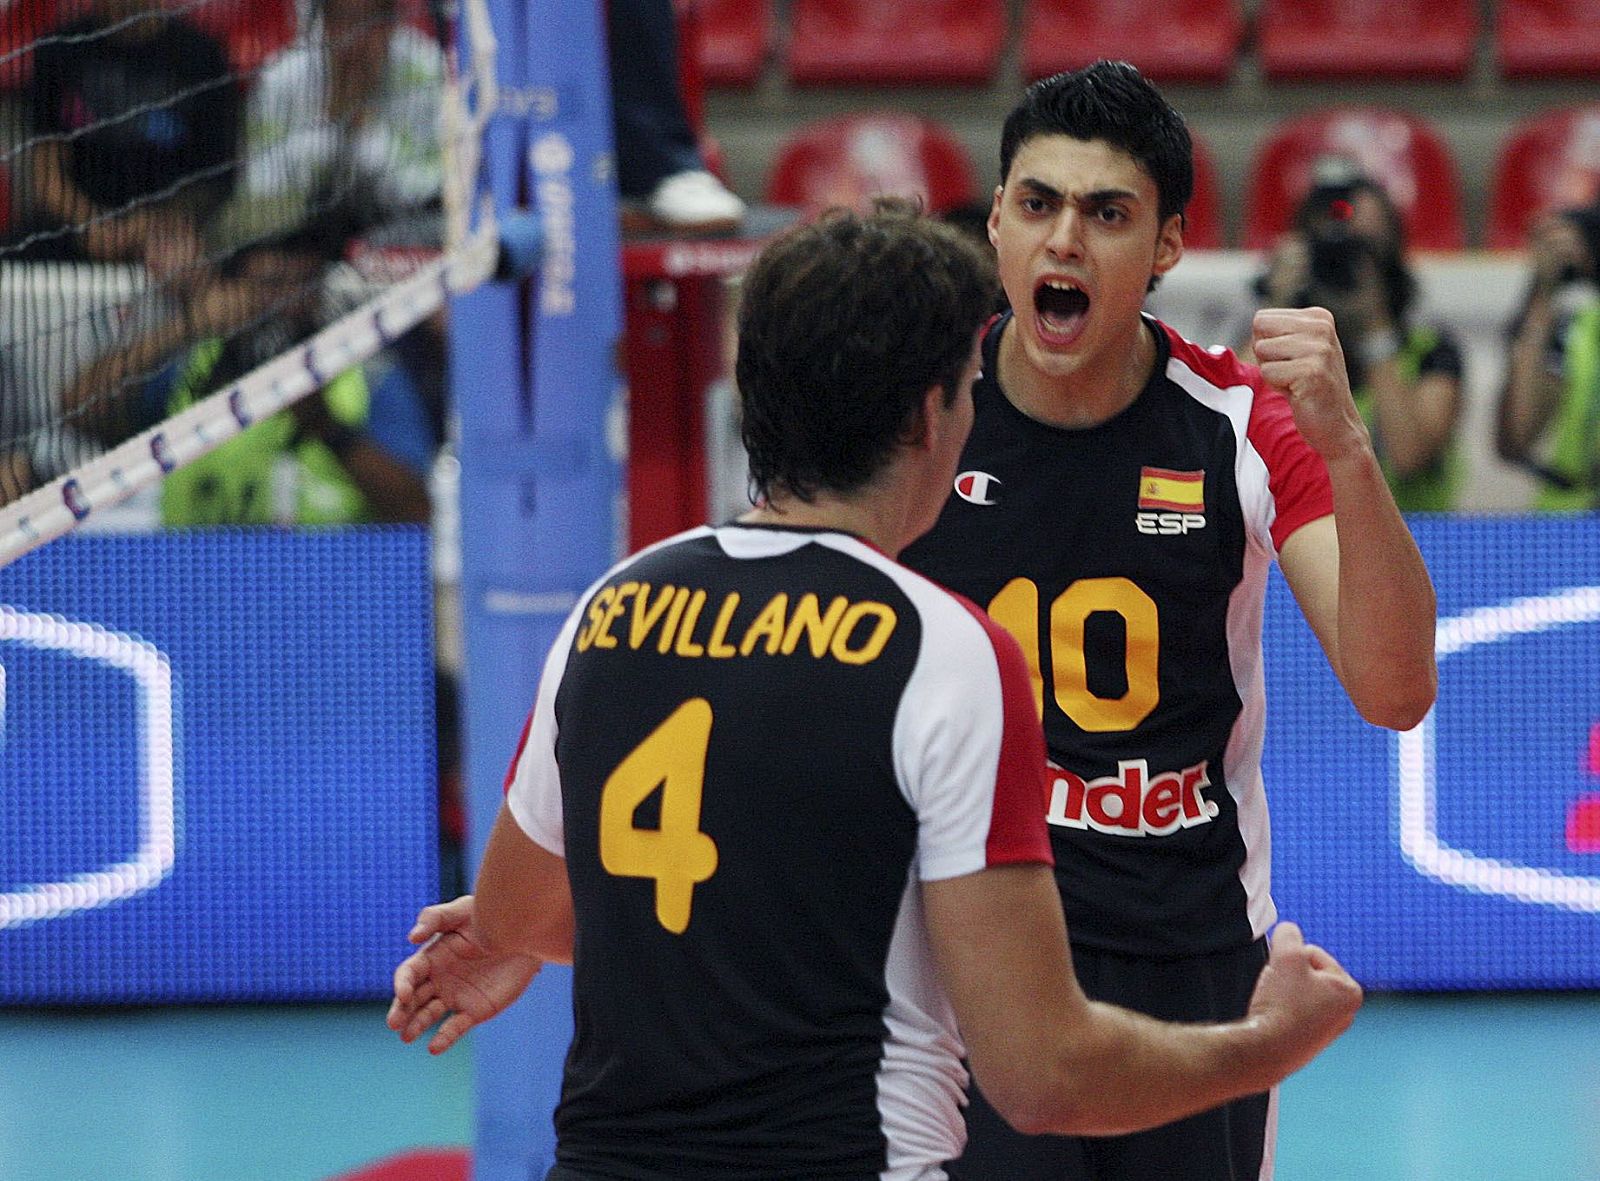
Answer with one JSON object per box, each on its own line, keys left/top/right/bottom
{"left": 0, "top": 530, "right": 437, "bottom": 1003}
{"left": 1269, "top": 515, "right": 1600, "bottom": 989}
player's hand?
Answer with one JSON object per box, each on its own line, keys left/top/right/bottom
{"left": 387, "top": 894, "right": 542, "bottom": 1055}
{"left": 1251, "top": 306, "right": 1371, "bottom": 464}
{"left": 1244, "top": 921, "right": 1363, "bottom": 1081}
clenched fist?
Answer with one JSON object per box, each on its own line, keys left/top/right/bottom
{"left": 1251, "top": 307, "right": 1372, "bottom": 465}
{"left": 1245, "top": 921, "right": 1364, "bottom": 1082}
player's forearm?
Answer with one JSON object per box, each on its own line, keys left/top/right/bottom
{"left": 1016, "top": 1002, "right": 1280, "bottom": 1136}
{"left": 473, "top": 802, "right": 576, "bottom": 965}
{"left": 1326, "top": 448, "right": 1437, "bottom": 729}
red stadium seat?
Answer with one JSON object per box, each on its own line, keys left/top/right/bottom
{"left": 1185, "top": 131, "right": 1224, "bottom": 249}
{"left": 1488, "top": 105, "right": 1600, "bottom": 249}
{"left": 0, "top": 0, "right": 58, "bottom": 91}
{"left": 169, "top": 0, "right": 296, "bottom": 78}
{"left": 1496, "top": 0, "right": 1600, "bottom": 78}
{"left": 1257, "top": 0, "right": 1477, "bottom": 80}
{"left": 785, "top": 0, "right": 1005, "bottom": 87}
{"left": 1022, "top": 0, "right": 1242, "bottom": 84}
{"left": 697, "top": 0, "right": 772, "bottom": 87}
{"left": 1244, "top": 108, "right": 1465, "bottom": 250}
{"left": 765, "top": 113, "right": 980, "bottom": 218}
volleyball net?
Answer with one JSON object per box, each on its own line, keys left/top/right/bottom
{"left": 0, "top": 0, "right": 502, "bottom": 566}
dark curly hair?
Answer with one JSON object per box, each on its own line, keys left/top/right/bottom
{"left": 737, "top": 199, "right": 996, "bottom": 505}
{"left": 999, "top": 60, "right": 1194, "bottom": 227}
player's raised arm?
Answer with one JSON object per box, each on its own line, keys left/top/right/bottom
{"left": 1253, "top": 306, "right": 1437, "bottom": 731}
{"left": 923, "top": 868, "right": 1362, "bottom": 1136}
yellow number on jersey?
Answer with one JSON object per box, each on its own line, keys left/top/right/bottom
{"left": 599, "top": 698, "right": 720, "bottom": 934}
{"left": 988, "top": 576, "right": 1161, "bottom": 733}
{"left": 988, "top": 577, "right": 1043, "bottom": 717}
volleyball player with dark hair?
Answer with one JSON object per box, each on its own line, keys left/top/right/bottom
{"left": 389, "top": 200, "right": 1363, "bottom": 1181}
{"left": 899, "top": 62, "right": 1435, "bottom": 1181}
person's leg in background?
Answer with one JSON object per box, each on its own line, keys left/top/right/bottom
{"left": 607, "top": 0, "right": 744, "bottom": 234}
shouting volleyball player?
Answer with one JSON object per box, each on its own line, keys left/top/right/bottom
{"left": 900, "top": 62, "right": 1436, "bottom": 1181}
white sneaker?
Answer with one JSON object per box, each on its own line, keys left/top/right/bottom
{"left": 644, "top": 170, "right": 746, "bottom": 234}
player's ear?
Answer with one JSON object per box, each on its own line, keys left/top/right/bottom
{"left": 1153, "top": 212, "right": 1184, "bottom": 278}
{"left": 900, "top": 387, "right": 939, "bottom": 451}
{"left": 987, "top": 185, "right": 1003, "bottom": 249}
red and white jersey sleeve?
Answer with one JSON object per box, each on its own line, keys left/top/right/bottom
{"left": 889, "top": 578, "right": 1053, "bottom": 881}
{"left": 1163, "top": 326, "right": 1334, "bottom": 556}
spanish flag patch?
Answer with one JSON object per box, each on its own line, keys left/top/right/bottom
{"left": 1138, "top": 467, "right": 1205, "bottom": 512}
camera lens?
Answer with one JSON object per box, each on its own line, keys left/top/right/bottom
{"left": 1308, "top": 225, "right": 1364, "bottom": 293}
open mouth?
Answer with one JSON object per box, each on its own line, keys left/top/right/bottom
{"left": 1034, "top": 280, "right": 1089, "bottom": 339}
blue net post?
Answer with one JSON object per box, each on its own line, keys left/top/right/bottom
{"left": 452, "top": 1, "right": 622, "bottom": 1177}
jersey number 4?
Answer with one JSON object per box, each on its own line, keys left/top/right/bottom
{"left": 989, "top": 576, "right": 1161, "bottom": 732}
{"left": 599, "top": 698, "right": 720, "bottom": 934}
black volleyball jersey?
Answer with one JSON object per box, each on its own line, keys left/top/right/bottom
{"left": 505, "top": 523, "right": 1051, "bottom": 1180}
{"left": 902, "top": 314, "right": 1333, "bottom": 958}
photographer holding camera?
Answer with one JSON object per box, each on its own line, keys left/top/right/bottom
{"left": 1254, "top": 159, "right": 1464, "bottom": 511}
{"left": 1498, "top": 202, "right": 1600, "bottom": 510}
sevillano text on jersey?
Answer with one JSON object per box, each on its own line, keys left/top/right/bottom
{"left": 574, "top": 582, "right": 899, "bottom": 666}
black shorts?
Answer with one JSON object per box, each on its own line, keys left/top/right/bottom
{"left": 946, "top": 939, "right": 1274, "bottom": 1181}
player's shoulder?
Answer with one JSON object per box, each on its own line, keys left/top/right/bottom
{"left": 1156, "top": 319, "right": 1267, "bottom": 396}
{"left": 841, "top": 540, "right": 1022, "bottom": 669}
{"left": 1154, "top": 317, "right": 1306, "bottom": 443}
{"left": 602, "top": 525, "right": 720, "bottom": 584}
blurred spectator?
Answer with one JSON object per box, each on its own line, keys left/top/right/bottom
{"left": 7, "top": 0, "right": 240, "bottom": 275}
{"left": 610, "top": 0, "right": 744, "bottom": 235}
{"left": 1497, "top": 203, "right": 1600, "bottom": 511}
{"left": 244, "top": 0, "right": 443, "bottom": 240}
{"left": 58, "top": 225, "right": 432, "bottom": 526}
{"left": 1253, "top": 159, "right": 1464, "bottom": 511}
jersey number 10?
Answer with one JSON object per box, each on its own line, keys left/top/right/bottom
{"left": 988, "top": 576, "right": 1161, "bottom": 733}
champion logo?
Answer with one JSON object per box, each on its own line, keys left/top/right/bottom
{"left": 955, "top": 470, "right": 1001, "bottom": 505}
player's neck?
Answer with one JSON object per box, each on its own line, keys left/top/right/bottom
{"left": 997, "top": 314, "right": 1156, "bottom": 429}
{"left": 739, "top": 483, "right": 919, "bottom": 558}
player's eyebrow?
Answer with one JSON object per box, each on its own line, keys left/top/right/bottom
{"left": 1012, "top": 178, "right": 1141, "bottom": 207}
{"left": 1078, "top": 187, "right": 1140, "bottom": 206}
